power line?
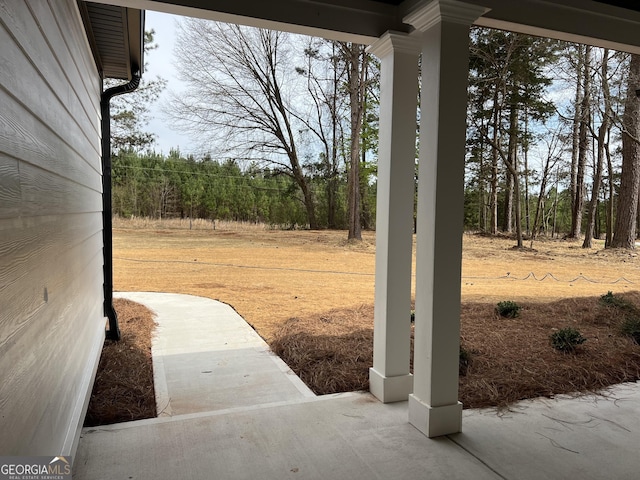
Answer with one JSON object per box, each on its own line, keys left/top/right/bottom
{"left": 112, "top": 164, "right": 364, "bottom": 197}
{"left": 114, "top": 164, "right": 253, "bottom": 180}
{"left": 113, "top": 165, "right": 293, "bottom": 193}
{"left": 113, "top": 256, "right": 376, "bottom": 276}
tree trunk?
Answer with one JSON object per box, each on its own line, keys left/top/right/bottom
{"left": 490, "top": 137, "right": 499, "bottom": 234}
{"left": 486, "top": 104, "right": 522, "bottom": 247}
{"left": 503, "top": 171, "right": 513, "bottom": 233}
{"left": 569, "top": 45, "right": 583, "bottom": 238}
{"left": 583, "top": 49, "right": 609, "bottom": 248}
{"left": 361, "top": 148, "right": 370, "bottom": 230}
{"left": 479, "top": 137, "right": 486, "bottom": 231}
{"left": 532, "top": 153, "right": 552, "bottom": 240}
{"left": 295, "top": 166, "right": 318, "bottom": 230}
{"left": 327, "top": 178, "right": 337, "bottom": 229}
{"left": 612, "top": 54, "right": 640, "bottom": 248}
{"left": 490, "top": 90, "right": 500, "bottom": 235}
{"left": 513, "top": 171, "right": 523, "bottom": 248}
{"left": 345, "top": 43, "right": 365, "bottom": 241}
{"left": 503, "top": 106, "right": 519, "bottom": 236}
{"left": 606, "top": 127, "right": 614, "bottom": 247}
{"left": 524, "top": 113, "right": 530, "bottom": 236}
{"left": 582, "top": 124, "right": 605, "bottom": 248}
{"left": 508, "top": 106, "right": 523, "bottom": 247}
{"left": 327, "top": 43, "right": 340, "bottom": 229}
{"left": 570, "top": 45, "right": 591, "bottom": 239}
{"left": 552, "top": 166, "right": 560, "bottom": 237}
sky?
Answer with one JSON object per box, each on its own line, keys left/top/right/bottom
{"left": 141, "top": 11, "right": 579, "bottom": 167}
{"left": 144, "top": 11, "right": 187, "bottom": 155}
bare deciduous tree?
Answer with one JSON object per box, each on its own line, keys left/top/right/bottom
{"left": 295, "top": 40, "right": 348, "bottom": 229}
{"left": 168, "top": 19, "right": 319, "bottom": 229}
{"left": 583, "top": 49, "right": 611, "bottom": 248}
{"left": 342, "top": 42, "right": 369, "bottom": 241}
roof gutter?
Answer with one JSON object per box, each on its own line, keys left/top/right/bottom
{"left": 101, "top": 71, "right": 141, "bottom": 341}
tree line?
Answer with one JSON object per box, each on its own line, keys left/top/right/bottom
{"left": 113, "top": 23, "right": 640, "bottom": 248}
{"left": 111, "top": 149, "right": 376, "bottom": 229}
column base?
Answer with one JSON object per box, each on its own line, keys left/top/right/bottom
{"left": 369, "top": 368, "right": 413, "bottom": 403}
{"left": 408, "top": 394, "right": 462, "bottom": 437}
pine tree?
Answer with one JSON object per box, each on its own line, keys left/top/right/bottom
{"left": 107, "top": 30, "right": 166, "bottom": 152}
{"left": 468, "top": 28, "right": 557, "bottom": 245}
{"left": 611, "top": 54, "right": 640, "bottom": 248}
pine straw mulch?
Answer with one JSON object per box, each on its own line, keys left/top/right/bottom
{"left": 85, "top": 292, "right": 640, "bottom": 424}
{"left": 84, "top": 298, "right": 157, "bottom": 426}
{"left": 271, "top": 291, "right": 640, "bottom": 409}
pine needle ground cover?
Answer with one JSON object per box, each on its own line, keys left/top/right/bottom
{"left": 84, "top": 298, "right": 157, "bottom": 426}
{"left": 272, "top": 294, "right": 640, "bottom": 408}
{"left": 91, "top": 219, "right": 640, "bottom": 423}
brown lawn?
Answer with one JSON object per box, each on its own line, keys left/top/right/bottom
{"left": 86, "top": 218, "right": 640, "bottom": 424}
{"left": 111, "top": 218, "right": 640, "bottom": 340}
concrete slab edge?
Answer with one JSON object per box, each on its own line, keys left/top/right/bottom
{"left": 81, "top": 391, "right": 370, "bottom": 432}
{"left": 266, "top": 351, "right": 317, "bottom": 398}
{"left": 151, "top": 352, "right": 172, "bottom": 417}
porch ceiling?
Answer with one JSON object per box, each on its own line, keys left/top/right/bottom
{"left": 595, "top": 0, "right": 640, "bottom": 12}
{"left": 78, "top": 1, "right": 144, "bottom": 80}
{"left": 86, "top": 0, "right": 640, "bottom": 53}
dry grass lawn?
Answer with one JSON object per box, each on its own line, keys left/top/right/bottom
{"left": 112, "top": 218, "right": 378, "bottom": 341}
{"left": 87, "top": 217, "right": 640, "bottom": 424}
{"left": 112, "top": 218, "right": 640, "bottom": 340}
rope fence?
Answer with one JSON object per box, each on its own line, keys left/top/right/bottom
{"left": 464, "top": 272, "right": 634, "bottom": 284}
{"left": 115, "top": 256, "right": 635, "bottom": 284}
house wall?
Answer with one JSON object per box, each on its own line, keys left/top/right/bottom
{"left": 0, "top": 0, "right": 105, "bottom": 456}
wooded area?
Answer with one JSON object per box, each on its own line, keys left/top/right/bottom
{"left": 113, "top": 25, "right": 640, "bottom": 245}
{"left": 111, "top": 149, "right": 375, "bottom": 229}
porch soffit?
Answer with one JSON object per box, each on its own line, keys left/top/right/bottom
{"left": 84, "top": 0, "right": 640, "bottom": 53}
{"left": 79, "top": 1, "right": 145, "bottom": 80}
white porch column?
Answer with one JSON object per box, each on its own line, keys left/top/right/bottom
{"left": 405, "top": 0, "right": 487, "bottom": 437}
{"left": 368, "top": 32, "right": 421, "bottom": 403}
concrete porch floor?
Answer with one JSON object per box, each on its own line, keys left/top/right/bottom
{"left": 74, "top": 293, "right": 640, "bottom": 479}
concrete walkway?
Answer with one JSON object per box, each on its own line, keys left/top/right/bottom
{"left": 74, "top": 293, "right": 640, "bottom": 479}
{"left": 113, "top": 292, "right": 315, "bottom": 416}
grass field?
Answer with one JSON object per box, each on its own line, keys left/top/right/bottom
{"left": 113, "top": 217, "right": 640, "bottom": 340}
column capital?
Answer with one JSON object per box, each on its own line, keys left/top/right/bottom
{"left": 367, "top": 31, "right": 422, "bottom": 59}
{"left": 404, "top": 0, "right": 489, "bottom": 32}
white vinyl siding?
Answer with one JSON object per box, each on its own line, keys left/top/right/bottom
{"left": 0, "top": 0, "right": 105, "bottom": 456}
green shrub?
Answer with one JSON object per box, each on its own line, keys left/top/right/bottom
{"left": 459, "top": 347, "right": 471, "bottom": 376}
{"left": 550, "top": 328, "right": 586, "bottom": 353}
{"left": 621, "top": 316, "right": 640, "bottom": 344}
{"left": 496, "top": 301, "right": 521, "bottom": 318}
{"left": 600, "top": 291, "right": 634, "bottom": 311}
